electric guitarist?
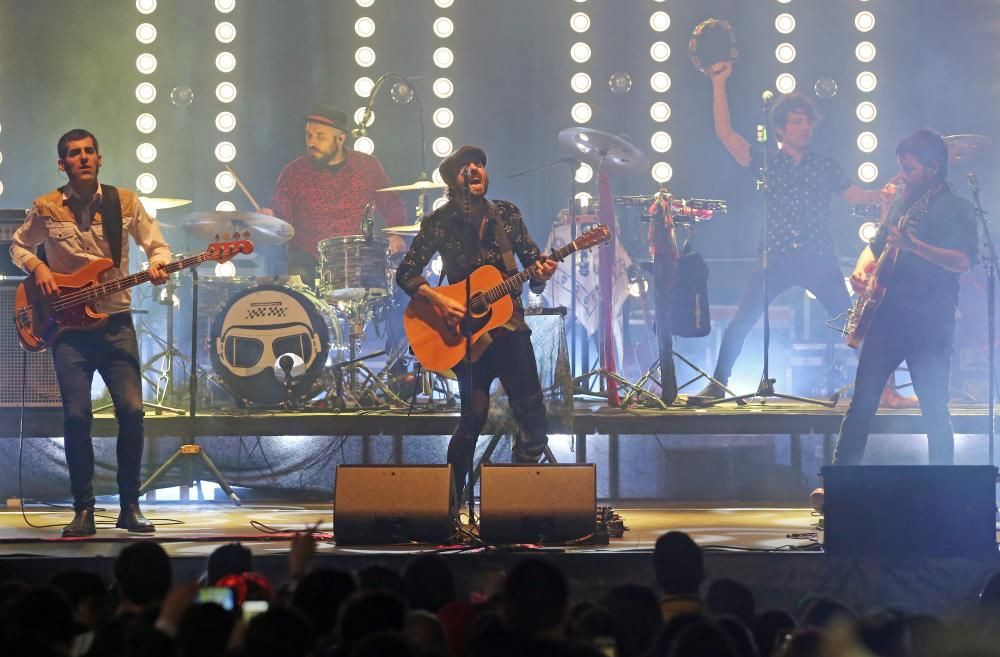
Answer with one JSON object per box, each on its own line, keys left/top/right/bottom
{"left": 9, "top": 129, "right": 171, "bottom": 537}
{"left": 395, "top": 145, "right": 557, "bottom": 498}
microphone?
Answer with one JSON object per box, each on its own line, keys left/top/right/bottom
{"left": 762, "top": 90, "right": 775, "bottom": 104}
{"left": 461, "top": 165, "right": 471, "bottom": 186}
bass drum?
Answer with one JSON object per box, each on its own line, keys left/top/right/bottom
{"left": 210, "top": 284, "right": 344, "bottom": 407}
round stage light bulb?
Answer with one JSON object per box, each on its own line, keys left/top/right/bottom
{"left": 775, "top": 43, "right": 796, "bottom": 64}
{"left": 354, "top": 107, "right": 374, "bottom": 127}
{"left": 136, "top": 113, "right": 156, "bottom": 134}
{"left": 432, "top": 136, "right": 453, "bottom": 157}
{"left": 432, "top": 107, "right": 454, "bottom": 128}
{"left": 856, "top": 101, "right": 877, "bottom": 122}
{"left": 858, "top": 162, "right": 879, "bottom": 183}
{"left": 354, "top": 76, "right": 374, "bottom": 98}
{"left": 570, "top": 12, "right": 590, "bottom": 33}
{"left": 432, "top": 169, "right": 444, "bottom": 184}
{"left": 776, "top": 73, "right": 797, "bottom": 94}
{"left": 433, "top": 77, "right": 454, "bottom": 98}
{"left": 136, "top": 23, "right": 157, "bottom": 44}
{"left": 214, "top": 261, "right": 237, "bottom": 277}
{"left": 433, "top": 47, "right": 454, "bottom": 68}
{"left": 136, "top": 53, "right": 157, "bottom": 74}
{"left": 0, "top": 152, "right": 4, "bottom": 166}
{"left": 856, "top": 41, "right": 876, "bottom": 63}
{"left": 649, "top": 11, "right": 670, "bottom": 32}
{"left": 354, "top": 16, "right": 375, "bottom": 38}
{"left": 215, "top": 141, "right": 236, "bottom": 162}
{"left": 355, "top": 46, "right": 376, "bottom": 67}
{"left": 215, "top": 51, "right": 237, "bottom": 73}
{"left": 650, "top": 71, "right": 671, "bottom": 93}
{"left": 215, "top": 171, "right": 236, "bottom": 193}
{"left": 609, "top": 72, "right": 632, "bottom": 95}
{"left": 136, "top": 143, "right": 157, "bottom": 164}
{"left": 855, "top": 11, "right": 876, "bottom": 32}
{"left": 215, "top": 0, "right": 236, "bottom": 12}
{"left": 356, "top": 0, "right": 374, "bottom": 6}
{"left": 651, "top": 131, "right": 672, "bottom": 153}
{"left": 135, "top": 82, "right": 156, "bottom": 104}
{"left": 775, "top": 13, "right": 796, "bottom": 34}
{"left": 575, "top": 162, "right": 593, "bottom": 184}
{"left": 652, "top": 162, "right": 673, "bottom": 183}
{"left": 650, "top": 101, "right": 671, "bottom": 122}
{"left": 136, "top": 0, "right": 157, "bottom": 15}
{"left": 0, "top": 180, "right": 4, "bottom": 197}
{"left": 216, "top": 200, "right": 236, "bottom": 212}
{"left": 215, "top": 111, "right": 236, "bottom": 132}
{"left": 354, "top": 136, "right": 375, "bottom": 154}
{"left": 650, "top": 41, "right": 671, "bottom": 62}
{"left": 571, "top": 72, "right": 592, "bottom": 94}
{"left": 571, "top": 102, "right": 592, "bottom": 124}
{"left": 856, "top": 71, "right": 877, "bottom": 93}
{"left": 571, "top": 42, "right": 591, "bottom": 63}
{"left": 215, "top": 21, "right": 236, "bottom": 43}
{"left": 137, "top": 172, "right": 158, "bottom": 194}
{"left": 574, "top": 192, "right": 593, "bottom": 208}
{"left": 434, "top": 0, "right": 453, "bottom": 7}
{"left": 215, "top": 81, "right": 237, "bottom": 103}
{"left": 859, "top": 221, "right": 879, "bottom": 243}
{"left": 432, "top": 196, "right": 449, "bottom": 211}
{"left": 433, "top": 17, "right": 454, "bottom": 38}
{"left": 857, "top": 131, "right": 878, "bottom": 153}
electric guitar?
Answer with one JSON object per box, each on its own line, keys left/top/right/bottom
{"left": 844, "top": 189, "right": 931, "bottom": 348}
{"left": 403, "top": 224, "right": 610, "bottom": 373}
{"left": 14, "top": 238, "right": 254, "bottom": 352}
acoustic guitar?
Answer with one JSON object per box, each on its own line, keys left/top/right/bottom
{"left": 403, "top": 224, "right": 609, "bottom": 373}
{"left": 14, "top": 239, "right": 254, "bottom": 352}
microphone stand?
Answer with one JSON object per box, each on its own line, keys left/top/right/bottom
{"left": 969, "top": 174, "right": 996, "bottom": 463}
{"left": 460, "top": 171, "right": 477, "bottom": 524}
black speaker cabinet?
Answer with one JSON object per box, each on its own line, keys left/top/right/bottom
{"left": 333, "top": 465, "right": 454, "bottom": 545}
{"left": 821, "top": 465, "right": 998, "bottom": 556}
{"left": 479, "top": 464, "right": 596, "bottom": 544}
{"left": 0, "top": 280, "right": 62, "bottom": 407}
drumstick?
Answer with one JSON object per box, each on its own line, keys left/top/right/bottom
{"left": 223, "top": 163, "right": 262, "bottom": 211}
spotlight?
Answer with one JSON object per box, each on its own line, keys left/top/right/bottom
{"left": 215, "top": 0, "right": 236, "bottom": 12}
{"left": 356, "top": 0, "right": 374, "bottom": 6}
{"left": 652, "top": 162, "right": 673, "bottom": 183}
{"left": 650, "top": 41, "right": 670, "bottom": 62}
{"left": 858, "top": 162, "right": 878, "bottom": 183}
{"left": 215, "top": 171, "right": 236, "bottom": 193}
{"left": 855, "top": 11, "right": 876, "bottom": 32}
{"left": 135, "top": 82, "right": 157, "bottom": 104}
{"left": 433, "top": 47, "right": 454, "bottom": 68}
{"left": 856, "top": 101, "right": 877, "bottom": 122}
{"left": 571, "top": 42, "right": 591, "bottom": 63}
{"left": 574, "top": 192, "right": 593, "bottom": 208}
{"left": 571, "top": 102, "right": 592, "bottom": 124}
{"left": 215, "top": 82, "right": 237, "bottom": 103}
{"left": 214, "top": 261, "right": 237, "bottom": 277}
{"left": 432, "top": 107, "right": 454, "bottom": 128}
{"left": 136, "top": 113, "right": 157, "bottom": 133}
{"left": 575, "top": 163, "right": 593, "bottom": 184}
{"left": 432, "top": 169, "right": 444, "bottom": 185}
{"left": 775, "top": 13, "right": 796, "bottom": 34}
{"left": 135, "top": 23, "right": 157, "bottom": 44}
{"left": 215, "top": 141, "right": 237, "bottom": 163}
{"left": 355, "top": 76, "right": 375, "bottom": 98}
{"left": 776, "top": 73, "right": 797, "bottom": 94}
{"left": 858, "top": 221, "right": 878, "bottom": 243}
{"left": 814, "top": 78, "right": 838, "bottom": 99}
{"left": 215, "top": 111, "right": 236, "bottom": 132}
{"left": 136, "top": 0, "right": 157, "bottom": 14}
{"left": 136, "top": 172, "right": 158, "bottom": 194}
{"left": 354, "top": 137, "right": 375, "bottom": 154}
{"left": 390, "top": 80, "right": 415, "bottom": 104}
{"left": 432, "top": 137, "right": 453, "bottom": 157}
{"left": 649, "top": 11, "right": 670, "bottom": 32}
{"left": 355, "top": 46, "right": 376, "bottom": 67}
{"left": 571, "top": 72, "right": 592, "bottom": 94}
{"left": 215, "top": 21, "right": 236, "bottom": 43}
{"left": 434, "top": 0, "right": 453, "bottom": 7}
{"left": 775, "top": 43, "right": 796, "bottom": 64}
{"left": 433, "top": 17, "right": 454, "bottom": 38}
{"left": 608, "top": 72, "right": 632, "bottom": 95}
{"left": 857, "top": 131, "right": 878, "bottom": 153}
{"left": 649, "top": 101, "right": 671, "bottom": 122}
{"left": 136, "top": 143, "right": 157, "bottom": 164}
{"left": 570, "top": 13, "right": 591, "bottom": 33}
{"left": 216, "top": 200, "right": 236, "bottom": 211}
{"left": 354, "top": 17, "right": 375, "bottom": 38}
{"left": 432, "top": 78, "right": 454, "bottom": 99}
{"left": 650, "top": 72, "right": 671, "bottom": 93}
{"left": 855, "top": 41, "right": 876, "bottom": 63}
{"left": 651, "top": 131, "right": 672, "bottom": 153}
{"left": 856, "top": 71, "right": 877, "bottom": 93}
{"left": 215, "top": 51, "right": 237, "bottom": 73}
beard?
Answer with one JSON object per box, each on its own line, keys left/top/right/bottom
{"left": 307, "top": 144, "right": 342, "bottom": 166}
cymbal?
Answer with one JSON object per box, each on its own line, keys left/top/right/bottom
{"left": 558, "top": 127, "right": 649, "bottom": 175}
{"left": 377, "top": 180, "right": 447, "bottom": 192}
{"left": 943, "top": 134, "right": 992, "bottom": 165}
{"left": 382, "top": 224, "right": 421, "bottom": 236}
{"left": 182, "top": 210, "right": 294, "bottom": 246}
{"left": 139, "top": 196, "right": 192, "bottom": 211}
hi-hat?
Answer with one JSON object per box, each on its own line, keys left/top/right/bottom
{"left": 182, "top": 210, "right": 294, "bottom": 246}
{"left": 377, "top": 180, "right": 447, "bottom": 192}
{"left": 943, "top": 134, "right": 992, "bottom": 166}
{"left": 558, "top": 127, "right": 649, "bottom": 175}
{"left": 382, "top": 224, "right": 422, "bottom": 236}
{"left": 139, "top": 197, "right": 192, "bottom": 211}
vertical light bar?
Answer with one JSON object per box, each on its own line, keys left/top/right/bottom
{"left": 569, "top": 3, "right": 592, "bottom": 128}
{"left": 135, "top": 0, "right": 159, "bottom": 196}
{"left": 774, "top": 3, "right": 796, "bottom": 96}
{"left": 854, "top": 6, "right": 879, "bottom": 185}
{"left": 213, "top": 0, "right": 238, "bottom": 210}
{"left": 430, "top": 2, "right": 455, "bottom": 166}
{"left": 649, "top": 2, "right": 672, "bottom": 184}
{"left": 353, "top": 1, "right": 376, "bottom": 155}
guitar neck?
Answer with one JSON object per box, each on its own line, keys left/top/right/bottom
{"left": 74, "top": 252, "right": 210, "bottom": 306}
{"left": 481, "top": 239, "right": 581, "bottom": 305}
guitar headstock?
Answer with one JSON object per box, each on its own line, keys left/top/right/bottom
{"left": 575, "top": 224, "right": 611, "bottom": 250}
{"left": 208, "top": 238, "right": 255, "bottom": 263}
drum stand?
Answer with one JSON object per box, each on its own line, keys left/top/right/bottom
{"left": 328, "top": 299, "right": 406, "bottom": 408}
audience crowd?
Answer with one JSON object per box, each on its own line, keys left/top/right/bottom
{"left": 3, "top": 530, "right": 1000, "bottom": 657}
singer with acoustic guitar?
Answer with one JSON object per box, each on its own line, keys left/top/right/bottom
{"left": 832, "top": 129, "right": 978, "bottom": 467}
{"left": 395, "top": 145, "right": 558, "bottom": 499}
{"left": 9, "top": 129, "right": 171, "bottom": 537}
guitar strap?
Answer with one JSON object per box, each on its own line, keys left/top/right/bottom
{"left": 488, "top": 202, "right": 519, "bottom": 278}
{"left": 100, "top": 185, "right": 124, "bottom": 267}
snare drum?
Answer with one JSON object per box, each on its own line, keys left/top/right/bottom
{"left": 317, "top": 235, "right": 390, "bottom": 300}
{"left": 210, "top": 283, "right": 344, "bottom": 406}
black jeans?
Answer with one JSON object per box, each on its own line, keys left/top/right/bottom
{"left": 713, "top": 251, "right": 850, "bottom": 384}
{"left": 51, "top": 313, "right": 145, "bottom": 510}
{"left": 834, "top": 308, "right": 955, "bottom": 465}
{"left": 449, "top": 329, "right": 549, "bottom": 497}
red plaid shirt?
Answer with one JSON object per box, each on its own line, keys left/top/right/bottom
{"left": 271, "top": 151, "right": 406, "bottom": 255}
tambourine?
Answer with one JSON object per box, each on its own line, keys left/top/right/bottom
{"left": 689, "top": 18, "right": 738, "bottom": 75}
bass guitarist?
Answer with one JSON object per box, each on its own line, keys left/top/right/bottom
{"left": 9, "top": 129, "right": 171, "bottom": 536}
{"left": 395, "top": 145, "right": 557, "bottom": 498}
{"left": 832, "top": 129, "right": 978, "bottom": 466}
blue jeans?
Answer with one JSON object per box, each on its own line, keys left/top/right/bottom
{"left": 51, "top": 312, "right": 145, "bottom": 510}
{"left": 834, "top": 307, "right": 955, "bottom": 465}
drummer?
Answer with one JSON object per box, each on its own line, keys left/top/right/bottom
{"left": 260, "top": 104, "right": 407, "bottom": 282}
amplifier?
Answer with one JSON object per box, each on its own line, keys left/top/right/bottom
{"left": 1, "top": 210, "right": 29, "bottom": 277}
{"left": 0, "top": 280, "right": 62, "bottom": 407}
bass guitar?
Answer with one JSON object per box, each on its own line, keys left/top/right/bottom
{"left": 403, "top": 224, "right": 609, "bottom": 373}
{"left": 844, "top": 189, "right": 931, "bottom": 348}
{"left": 14, "top": 238, "right": 254, "bottom": 352}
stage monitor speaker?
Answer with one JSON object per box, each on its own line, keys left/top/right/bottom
{"left": 333, "top": 465, "right": 454, "bottom": 545}
{"left": 479, "top": 464, "right": 596, "bottom": 544}
{"left": 0, "top": 280, "right": 62, "bottom": 407}
{"left": 821, "top": 465, "right": 998, "bottom": 557}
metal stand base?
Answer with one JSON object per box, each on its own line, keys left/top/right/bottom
{"left": 699, "top": 376, "right": 837, "bottom": 408}
{"left": 140, "top": 443, "right": 241, "bottom": 505}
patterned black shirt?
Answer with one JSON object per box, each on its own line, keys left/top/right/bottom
{"left": 749, "top": 147, "right": 853, "bottom": 258}
{"left": 395, "top": 198, "right": 546, "bottom": 322}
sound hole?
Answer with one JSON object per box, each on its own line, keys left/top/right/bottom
{"left": 470, "top": 292, "right": 489, "bottom": 316}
